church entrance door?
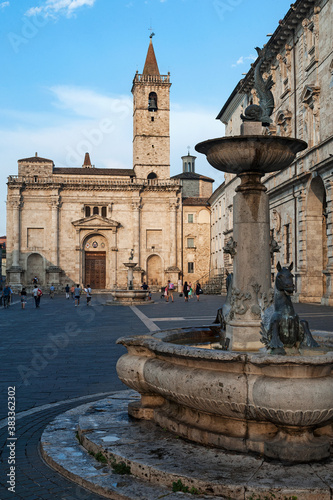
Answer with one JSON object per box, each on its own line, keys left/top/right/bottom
{"left": 85, "top": 252, "right": 106, "bottom": 289}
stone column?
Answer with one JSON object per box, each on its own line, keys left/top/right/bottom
{"left": 11, "top": 197, "right": 21, "bottom": 267}
{"left": 294, "top": 189, "right": 306, "bottom": 301}
{"left": 7, "top": 196, "right": 23, "bottom": 289}
{"left": 226, "top": 172, "right": 271, "bottom": 351}
{"left": 111, "top": 230, "right": 118, "bottom": 289}
{"left": 165, "top": 200, "right": 180, "bottom": 285}
{"left": 323, "top": 180, "right": 333, "bottom": 305}
{"left": 47, "top": 197, "right": 61, "bottom": 287}
{"left": 169, "top": 200, "right": 178, "bottom": 268}
{"left": 132, "top": 200, "right": 141, "bottom": 267}
{"left": 50, "top": 197, "right": 60, "bottom": 266}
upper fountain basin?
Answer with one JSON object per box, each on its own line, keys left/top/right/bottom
{"left": 195, "top": 135, "right": 307, "bottom": 174}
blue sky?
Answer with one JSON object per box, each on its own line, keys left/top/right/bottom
{"left": 0, "top": 0, "right": 293, "bottom": 235}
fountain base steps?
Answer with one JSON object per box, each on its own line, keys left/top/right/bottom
{"left": 41, "top": 390, "right": 333, "bottom": 500}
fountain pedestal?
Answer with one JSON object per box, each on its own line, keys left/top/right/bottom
{"left": 109, "top": 261, "right": 150, "bottom": 305}
{"left": 227, "top": 172, "right": 271, "bottom": 351}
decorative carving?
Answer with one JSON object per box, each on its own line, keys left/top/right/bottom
{"left": 260, "top": 262, "right": 319, "bottom": 354}
{"left": 229, "top": 287, "right": 252, "bottom": 318}
{"left": 251, "top": 282, "right": 261, "bottom": 318}
{"left": 276, "top": 109, "right": 292, "bottom": 137}
{"left": 272, "top": 209, "right": 281, "bottom": 233}
{"left": 129, "top": 249, "right": 134, "bottom": 261}
{"left": 269, "top": 232, "right": 281, "bottom": 256}
{"left": 253, "top": 406, "right": 333, "bottom": 427}
{"left": 301, "top": 85, "right": 320, "bottom": 147}
{"left": 223, "top": 237, "right": 237, "bottom": 258}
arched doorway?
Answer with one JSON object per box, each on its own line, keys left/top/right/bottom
{"left": 305, "top": 176, "right": 327, "bottom": 300}
{"left": 27, "top": 253, "right": 44, "bottom": 285}
{"left": 84, "top": 234, "right": 107, "bottom": 289}
{"left": 147, "top": 254, "right": 162, "bottom": 286}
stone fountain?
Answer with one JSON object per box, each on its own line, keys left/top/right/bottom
{"left": 116, "top": 46, "right": 333, "bottom": 466}
{"left": 110, "top": 249, "right": 150, "bottom": 305}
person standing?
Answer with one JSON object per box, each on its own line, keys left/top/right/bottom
{"left": 20, "top": 288, "right": 27, "bottom": 309}
{"left": 49, "top": 284, "right": 55, "bottom": 299}
{"left": 85, "top": 284, "right": 92, "bottom": 306}
{"left": 183, "top": 281, "right": 189, "bottom": 302}
{"left": 2, "top": 284, "right": 12, "bottom": 308}
{"left": 65, "top": 284, "right": 70, "bottom": 299}
{"left": 70, "top": 284, "right": 75, "bottom": 300}
{"left": 166, "top": 280, "right": 174, "bottom": 302}
{"left": 32, "top": 285, "right": 42, "bottom": 308}
{"left": 195, "top": 282, "right": 202, "bottom": 301}
{"left": 74, "top": 284, "right": 81, "bottom": 306}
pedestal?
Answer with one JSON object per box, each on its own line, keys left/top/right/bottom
{"left": 124, "top": 262, "right": 137, "bottom": 290}
{"left": 226, "top": 172, "right": 271, "bottom": 351}
{"left": 46, "top": 266, "right": 62, "bottom": 289}
{"left": 7, "top": 266, "right": 23, "bottom": 292}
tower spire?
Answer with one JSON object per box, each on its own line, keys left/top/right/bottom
{"left": 142, "top": 36, "right": 160, "bottom": 76}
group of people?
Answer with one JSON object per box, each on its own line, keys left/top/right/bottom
{"left": 161, "top": 280, "right": 203, "bottom": 302}
{"left": 182, "top": 282, "right": 202, "bottom": 302}
{"left": 1, "top": 282, "right": 93, "bottom": 310}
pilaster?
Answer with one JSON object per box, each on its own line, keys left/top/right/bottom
{"left": 322, "top": 180, "right": 333, "bottom": 305}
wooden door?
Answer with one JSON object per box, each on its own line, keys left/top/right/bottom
{"left": 85, "top": 252, "right": 106, "bottom": 289}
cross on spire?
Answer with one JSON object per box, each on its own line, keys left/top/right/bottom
{"left": 148, "top": 24, "right": 155, "bottom": 38}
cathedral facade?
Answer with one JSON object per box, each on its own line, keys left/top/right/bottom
{"left": 6, "top": 38, "right": 211, "bottom": 291}
{"left": 210, "top": 0, "right": 333, "bottom": 305}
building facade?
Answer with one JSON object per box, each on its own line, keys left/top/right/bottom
{"left": 211, "top": 0, "right": 333, "bottom": 304}
{"left": 173, "top": 153, "right": 213, "bottom": 285}
{"left": 6, "top": 38, "right": 213, "bottom": 291}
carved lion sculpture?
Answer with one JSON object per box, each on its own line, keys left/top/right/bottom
{"left": 260, "top": 262, "right": 319, "bottom": 354}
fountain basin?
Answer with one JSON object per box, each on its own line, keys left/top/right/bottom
{"left": 111, "top": 289, "right": 149, "bottom": 305}
{"left": 195, "top": 135, "right": 307, "bottom": 174}
{"left": 117, "top": 327, "right": 333, "bottom": 462}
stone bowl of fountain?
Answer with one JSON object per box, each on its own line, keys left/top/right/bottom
{"left": 195, "top": 135, "right": 307, "bottom": 174}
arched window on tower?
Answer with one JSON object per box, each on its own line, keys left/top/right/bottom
{"left": 148, "top": 92, "right": 158, "bottom": 112}
{"left": 93, "top": 206, "right": 99, "bottom": 215}
{"left": 147, "top": 172, "right": 158, "bottom": 185}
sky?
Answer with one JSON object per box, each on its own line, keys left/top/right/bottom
{"left": 0, "top": 0, "right": 293, "bottom": 235}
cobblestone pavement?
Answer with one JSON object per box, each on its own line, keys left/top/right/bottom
{"left": 0, "top": 292, "right": 332, "bottom": 499}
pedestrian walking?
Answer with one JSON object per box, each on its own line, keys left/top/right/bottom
{"left": 20, "top": 288, "right": 27, "bottom": 309}
{"left": 74, "top": 284, "right": 81, "bottom": 306}
{"left": 32, "top": 285, "right": 42, "bottom": 308}
{"left": 188, "top": 282, "right": 193, "bottom": 299}
{"left": 85, "top": 284, "right": 92, "bottom": 306}
{"left": 49, "top": 284, "right": 55, "bottom": 299}
{"left": 2, "top": 284, "right": 12, "bottom": 308}
{"left": 166, "top": 280, "right": 174, "bottom": 302}
{"left": 195, "top": 282, "right": 202, "bottom": 301}
{"left": 70, "top": 284, "right": 75, "bottom": 300}
{"left": 65, "top": 284, "right": 70, "bottom": 299}
{"left": 183, "top": 281, "right": 189, "bottom": 302}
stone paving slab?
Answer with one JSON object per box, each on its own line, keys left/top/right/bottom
{"left": 41, "top": 391, "right": 333, "bottom": 500}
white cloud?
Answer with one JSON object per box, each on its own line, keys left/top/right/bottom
{"left": 0, "top": 1, "right": 10, "bottom": 9}
{"left": 231, "top": 54, "right": 256, "bottom": 67}
{"left": 26, "top": 0, "right": 96, "bottom": 18}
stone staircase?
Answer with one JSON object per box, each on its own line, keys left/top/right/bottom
{"left": 199, "top": 270, "right": 225, "bottom": 295}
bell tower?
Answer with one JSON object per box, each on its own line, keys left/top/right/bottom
{"left": 132, "top": 35, "right": 171, "bottom": 180}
